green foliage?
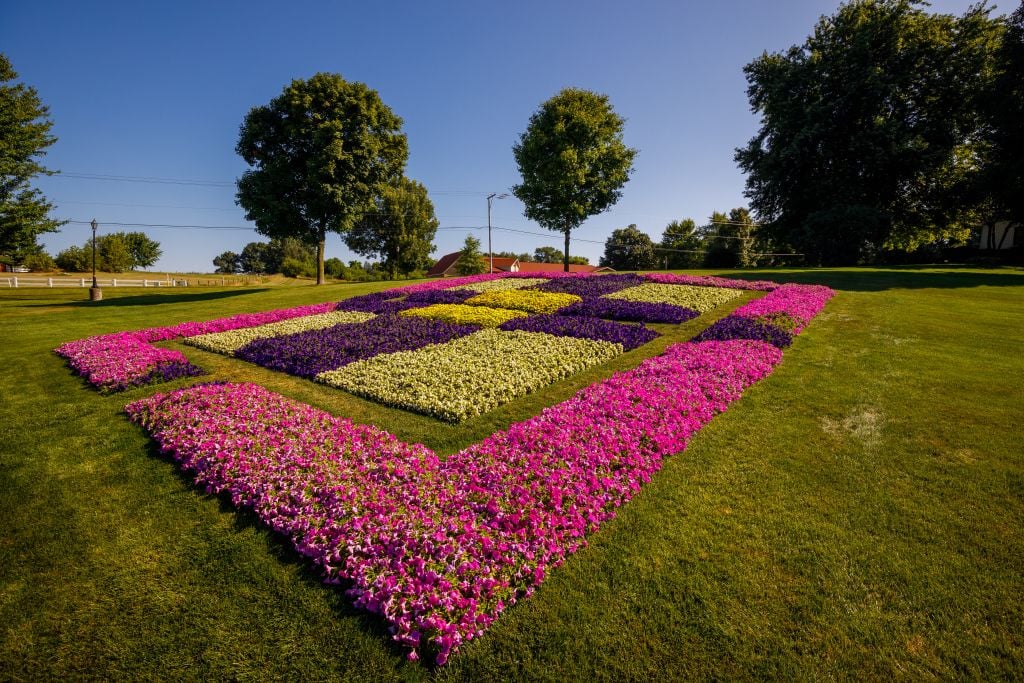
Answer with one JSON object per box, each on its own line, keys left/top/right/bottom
{"left": 660, "top": 219, "right": 704, "bottom": 269}
{"left": 491, "top": 250, "right": 532, "bottom": 262}
{"left": 21, "top": 251, "right": 55, "bottom": 272}
{"left": 236, "top": 72, "right": 408, "bottom": 284}
{"left": 239, "top": 241, "right": 269, "bottom": 274}
{"left": 98, "top": 234, "right": 135, "bottom": 273}
{"left": 600, "top": 224, "right": 658, "bottom": 270}
{"left": 736, "top": 1, "right": 1004, "bottom": 264}
{"left": 54, "top": 244, "right": 89, "bottom": 272}
{"left": 345, "top": 177, "right": 438, "bottom": 278}
{"left": 234, "top": 238, "right": 315, "bottom": 274}
{"left": 455, "top": 235, "right": 487, "bottom": 275}
{"left": 280, "top": 256, "right": 316, "bottom": 278}
{"left": 0, "top": 54, "right": 64, "bottom": 261}
{"left": 123, "top": 232, "right": 162, "bottom": 268}
{"left": 532, "top": 245, "right": 588, "bottom": 265}
{"left": 324, "top": 257, "right": 345, "bottom": 278}
{"left": 703, "top": 208, "right": 757, "bottom": 268}
{"left": 985, "top": 2, "right": 1024, "bottom": 223}
{"left": 512, "top": 88, "right": 637, "bottom": 270}
{"left": 212, "top": 251, "right": 241, "bottom": 274}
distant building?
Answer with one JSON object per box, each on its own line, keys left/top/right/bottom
{"left": 426, "top": 253, "right": 613, "bottom": 277}
{"left": 979, "top": 221, "right": 1020, "bottom": 250}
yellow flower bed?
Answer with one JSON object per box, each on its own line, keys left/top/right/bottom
{"left": 399, "top": 303, "right": 527, "bottom": 328}
{"left": 317, "top": 329, "right": 622, "bottom": 422}
{"left": 184, "top": 310, "right": 376, "bottom": 355}
{"left": 464, "top": 289, "right": 581, "bottom": 314}
{"left": 605, "top": 283, "right": 742, "bottom": 312}
{"left": 448, "top": 277, "right": 548, "bottom": 293}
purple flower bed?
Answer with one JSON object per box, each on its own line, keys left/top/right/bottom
{"left": 139, "top": 302, "right": 340, "bottom": 342}
{"left": 125, "top": 340, "right": 782, "bottom": 666}
{"left": 691, "top": 315, "right": 793, "bottom": 348}
{"left": 336, "top": 291, "right": 417, "bottom": 315}
{"left": 499, "top": 314, "right": 658, "bottom": 351}
{"left": 559, "top": 297, "right": 700, "bottom": 324}
{"left": 532, "top": 273, "right": 646, "bottom": 297}
{"left": 404, "top": 289, "right": 478, "bottom": 306}
{"left": 235, "top": 315, "right": 478, "bottom": 378}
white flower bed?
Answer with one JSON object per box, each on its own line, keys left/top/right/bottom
{"left": 604, "top": 283, "right": 742, "bottom": 312}
{"left": 184, "top": 310, "right": 376, "bottom": 355}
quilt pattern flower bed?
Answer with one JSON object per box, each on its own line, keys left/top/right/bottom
{"left": 56, "top": 271, "right": 835, "bottom": 665}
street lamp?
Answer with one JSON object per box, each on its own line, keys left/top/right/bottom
{"left": 89, "top": 219, "right": 102, "bottom": 301}
{"left": 487, "top": 193, "right": 509, "bottom": 273}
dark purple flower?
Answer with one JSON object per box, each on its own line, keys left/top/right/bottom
{"left": 533, "top": 273, "right": 646, "bottom": 297}
{"left": 559, "top": 297, "right": 700, "bottom": 324}
{"left": 691, "top": 315, "right": 793, "bottom": 348}
{"left": 404, "top": 289, "right": 478, "bottom": 306}
{"left": 499, "top": 314, "right": 658, "bottom": 351}
{"left": 336, "top": 290, "right": 416, "bottom": 314}
{"left": 236, "top": 315, "right": 478, "bottom": 377}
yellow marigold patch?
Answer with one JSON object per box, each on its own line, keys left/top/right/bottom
{"left": 399, "top": 303, "right": 528, "bottom": 327}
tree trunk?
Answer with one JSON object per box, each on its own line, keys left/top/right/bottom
{"left": 563, "top": 229, "right": 571, "bottom": 273}
{"left": 317, "top": 227, "right": 326, "bottom": 285}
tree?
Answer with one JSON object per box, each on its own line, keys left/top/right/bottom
{"left": 735, "top": 1, "right": 1003, "bottom": 264}
{"left": 213, "top": 251, "right": 241, "bottom": 274}
{"left": 324, "top": 257, "right": 345, "bottom": 278}
{"left": 236, "top": 73, "right": 408, "bottom": 284}
{"left": 659, "top": 219, "right": 704, "bottom": 269}
{"left": 455, "top": 235, "right": 487, "bottom": 275}
{"left": 703, "top": 208, "right": 757, "bottom": 268}
{"left": 123, "top": 232, "right": 161, "bottom": 269}
{"left": 98, "top": 234, "right": 135, "bottom": 273}
{"left": 534, "top": 246, "right": 563, "bottom": 263}
{"left": 0, "top": 54, "right": 64, "bottom": 261}
{"left": 345, "top": 177, "right": 438, "bottom": 279}
{"left": 599, "top": 224, "right": 658, "bottom": 270}
{"left": 985, "top": 1, "right": 1024, "bottom": 225}
{"left": 491, "top": 250, "right": 531, "bottom": 261}
{"left": 512, "top": 88, "right": 638, "bottom": 271}
{"left": 55, "top": 244, "right": 90, "bottom": 272}
{"left": 239, "top": 241, "right": 270, "bottom": 274}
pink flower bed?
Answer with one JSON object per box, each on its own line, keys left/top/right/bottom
{"left": 731, "top": 283, "right": 835, "bottom": 332}
{"left": 55, "top": 332, "right": 203, "bottom": 392}
{"left": 125, "top": 340, "right": 782, "bottom": 665}
{"left": 138, "top": 301, "right": 340, "bottom": 342}
{"left": 643, "top": 272, "right": 778, "bottom": 291}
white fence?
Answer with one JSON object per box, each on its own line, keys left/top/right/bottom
{"left": 3, "top": 277, "right": 187, "bottom": 288}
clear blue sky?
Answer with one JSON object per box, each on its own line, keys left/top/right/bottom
{"left": 2, "top": 0, "right": 990, "bottom": 272}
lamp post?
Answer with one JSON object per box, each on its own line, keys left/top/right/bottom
{"left": 89, "top": 218, "right": 102, "bottom": 301}
{"left": 486, "top": 193, "right": 509, "bottom": 273}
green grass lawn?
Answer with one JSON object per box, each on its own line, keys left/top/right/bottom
{"left": 1, "top": 267, "right": 1022, "bottom": 679}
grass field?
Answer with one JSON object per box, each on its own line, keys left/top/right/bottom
{"left": 1, "top": 266, "right": 1022, "bottom": 680}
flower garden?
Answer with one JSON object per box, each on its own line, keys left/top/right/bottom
{"left": 55, "top": 271, "right": 834, "bottom": 665}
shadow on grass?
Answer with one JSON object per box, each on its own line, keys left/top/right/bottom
{"left": 709, "top": 265, "right": 1024, "bottom": 292}
{"left": 139, "top": 436, "right": 424, "bottom": 669}
{"left": 55, "top": 288, "right": 273, "bottom": 307}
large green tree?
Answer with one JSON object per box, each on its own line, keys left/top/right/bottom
{"left": 0, "top": 54, "right": 63, "bottom": 261}
{"left": 985, "top": 1, "right": 1024, "bottom": 226}
{"left": 659, "top": 219, "right": 704, "bottom": 269}
{"left": 599, "top": 224, "right": 658, "bottom": 270}
{"left": 344, "top": 177, "right": 438, "bottom": 278}
{"left": 512, "top": 88, "right": 637, "bottom": 272}
{"left": 236, "top": 73, "right": 408, "bottom": 284}
{"left": 703, "top": 208, "right": 757, "bottom": 268}
{"left": 455, "top": 235, "right": 487, "bottom": 275}
{"left": 735, "top": 0, "right": 1003, "bottom": 264}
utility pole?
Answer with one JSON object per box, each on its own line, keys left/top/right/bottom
{"left": 487, "top": 193, "right": 509, "bottom": 273}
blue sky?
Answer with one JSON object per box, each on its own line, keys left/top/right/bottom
{"left": 2, "top": 0, "right": 990, "bottom": 272}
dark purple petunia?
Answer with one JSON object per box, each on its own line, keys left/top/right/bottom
{"left": 336, "top": 290, "right": 417, "bottom": 314}
{"left": 236, "top": 315, "right": 478, "bottom": 377}
{"left": 499, "top": 314, "right": 659, "bottom": 351}
{"left": 559, "top": 297, "right": 700, "bottom": 324}
{"left": 533, "top": 273, "right": 646, "bottom": 297}
{"left": 691, "top": 315, "right": 793, "bottom": 348}
{"left": 404, "top": 289, "right": 478, "bottom": 305}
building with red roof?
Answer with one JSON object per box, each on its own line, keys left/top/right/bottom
{"left": 426, "top": 253, "right": 613, "bottom": 277}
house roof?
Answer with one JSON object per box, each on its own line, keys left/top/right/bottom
{"left": 427, "top": 253, "right": 613, "bottom": 277}
{"left": 425, "top": 252, "right": 462, "bottom": 277}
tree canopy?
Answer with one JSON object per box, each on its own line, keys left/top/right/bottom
{"left": 599, "top": 224, "right": 658, "bottom": 270}
{"left": 512, "top": 88, "right": 637, "bottom": 271}
{"left": 455, "top": 235, "right": 487, "bottom": 275}
{"left": 236, "top": 73, "right": 408, "bottom": 283}
{"left": 533, "top": 246, "right": 588, "bottom": 265}
{"left": 344, "top": 177, "right": 438, "bottom": 278}
{"left": 659, "top": 219, "right": 704, "bottom": 269}
{"left": 735, "top": 0, "right": 1004, "bottom": 264}
{"left": 55, "top": 231, "right": 161, "bottom": 272}
{"left": 0, "top": 54, "right": 63, "bottom": 262}
{"left": 985, "top": 1, "right": 1024, "bottom": 224}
